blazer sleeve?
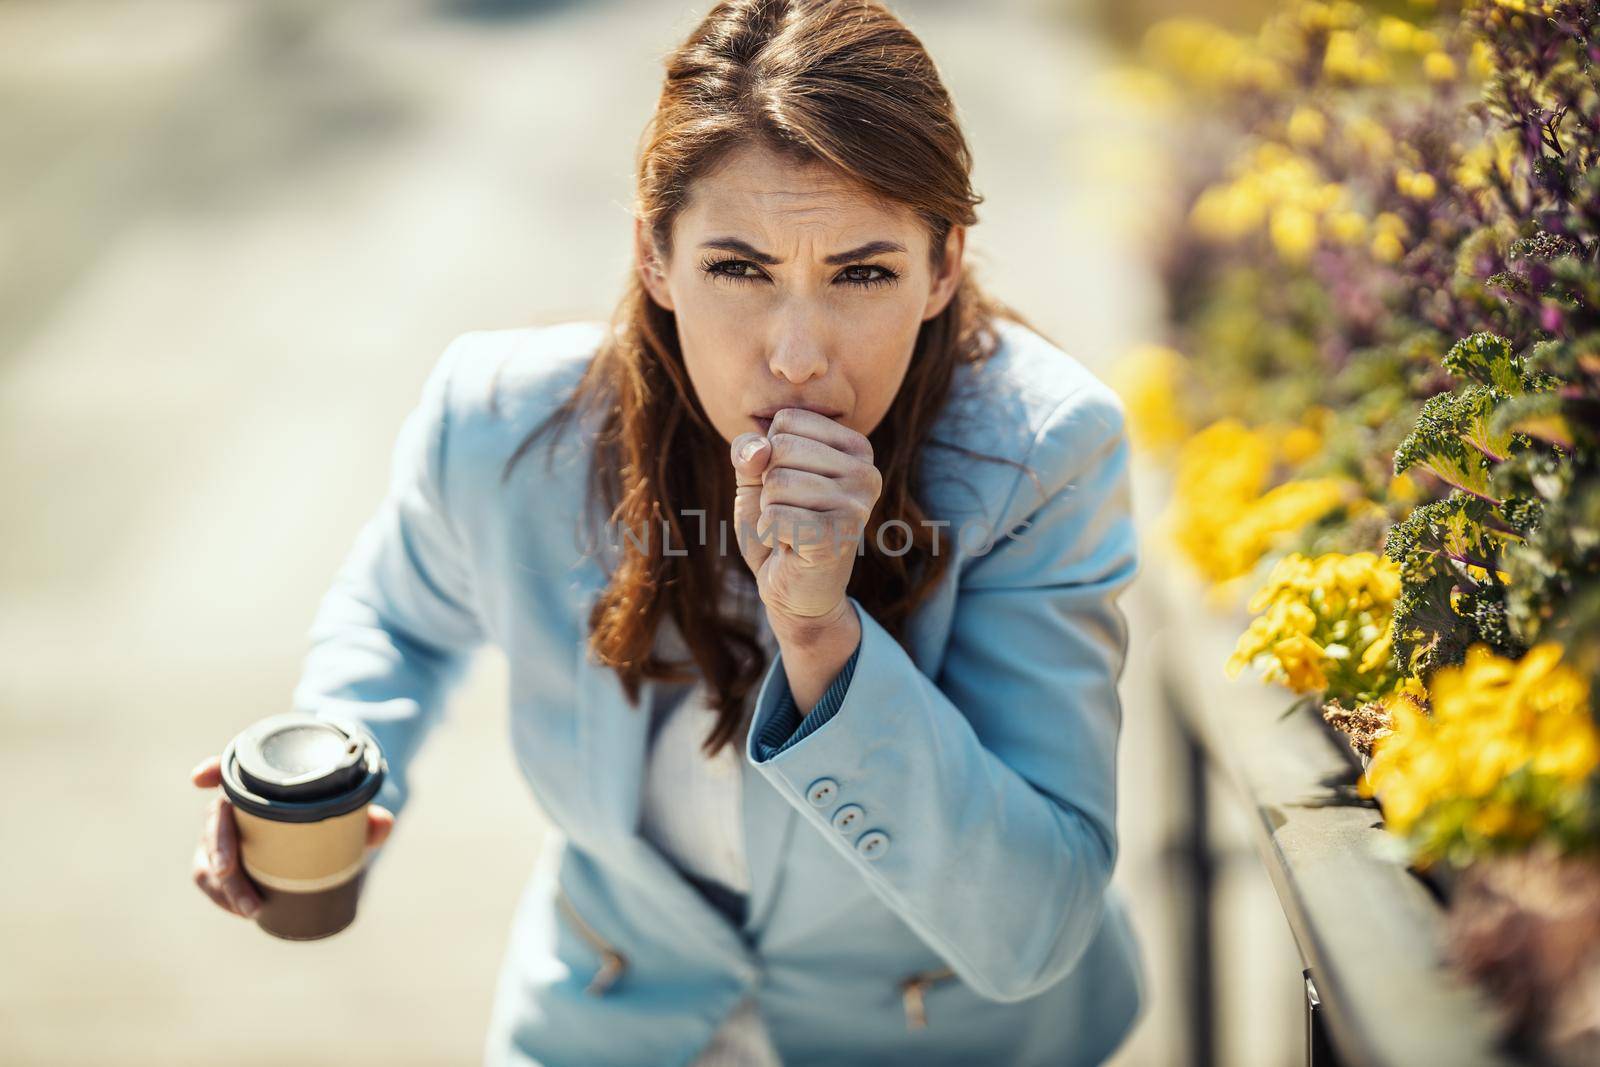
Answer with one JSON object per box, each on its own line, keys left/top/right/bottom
{"left": 743, "top": 382, "right": 1138, "bottom": 1003}
{"left": 290, "top": 335, "right": 487, "bottom": 824}
{"left": 751, "top": 643, "right": 861, "bottom": 760}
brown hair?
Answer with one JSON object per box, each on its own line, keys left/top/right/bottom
{"left": 502, "top": 0, "right": 1038, "bottom": 754}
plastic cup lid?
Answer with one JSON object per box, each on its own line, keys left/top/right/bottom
{"left": 221, "top": 713, "right": 386, "bottom": 822}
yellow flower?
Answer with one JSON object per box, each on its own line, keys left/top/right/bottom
{"left": 1467, "top": 801, "right": 1525, "bottom": 839}
{"left": 1371, "top": 212, "right": 1409, "bottom": 262}
{"left": 1388, "top": 470, "right": 1424, "bottom": 505}
{"left": 1346, "top": 115, "right": 1393, "bottom": 160}
{"left": 1113, "top": 344, "right": 1192, "bottom": 454}
{"left": 1363, "top": 643, "right": 1600, "bottom": 857}
{"left": 1396, "top": 168, "right": 1438, "bottom": 201}
{"left": 1270, "top": 205, "right": 1319, "bottom": 263}
{"left": 1169, "top": 413, "right": 1355, "bottom": 590}
{"left": 1184, "top": 138, "right": 1369, "bottom": 263}
{"left": 1359, "top": 620, "right": 1395, "bottom": 674}
{"left": 1141, "top": 19, "right": 1287, "bottom": 94}
{"left": 1230, "top": 551, "right": 1403, "bottom": 703}
{"left": 1467, "top": 40, "right": 1495, "bottom": 81}
{"left": 1328, "top": 1, "right": 1364, "bottom": 27}
{"left": 1168, "top": 420, "right": 1274, "bottom": 584}
{"left": 1376, "top": 16, "right": 1418, "bottom": 52}
{"left": 1296, "top": 0, "right": 1336, "bottom": 30}
{"left": 1422, "top": 51, "right": 1457, "bottom": 82}
{"left": 1323, "top": 30, "right": 1363, "bottom": 78}
{"left": 1323, "top": 30, "right": 1389, "bottom": 83}
{"left": 1279, "top": 424, "right": 1324, "bottom": 466}
{"left": 1375, "top": 213, "right": 1409, "bottom": 239}
{"left": 1455, "top": 131, "right": 1520, "bottom": 193}
{"left": 1274, "top": 633, "right": 1330, "bottom": 692}
{"left": 1287, "top": 107, "right": 1327, "bottom": 148}
{"left": 1219, "top": 480, "right": 1353, "bottom": 581}
{"left": 1191, "top": 184, "right": 1265, "bottom": 241}
{"left": 1326, "top": 210, "right": 1369, "bottom": 246}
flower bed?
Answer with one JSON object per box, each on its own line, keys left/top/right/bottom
{"left": 1121, "top": 1, "right": 1600, "bottom": 1059}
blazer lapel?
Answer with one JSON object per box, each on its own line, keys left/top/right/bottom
{"left": 574, "top": 638, "right": 650, "bottom": 847}
{"left": 570, "top": 564, "right": 756, "bottom": 968}
{"left": 570, "top": 531, "right": 829, "bottom": 950}
{"left": 738, "top": 747, "right": 798, "bottom": 934}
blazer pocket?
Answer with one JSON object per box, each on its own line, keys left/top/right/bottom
{"left": 555, "top": 888, "right": 629, "bottom": 996}
{"left": 899, "top": 965, "right": 956, "bottom": 1031}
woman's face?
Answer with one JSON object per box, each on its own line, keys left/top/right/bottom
{"left": 636, "top": 143, "right": 965, "bottom": 444}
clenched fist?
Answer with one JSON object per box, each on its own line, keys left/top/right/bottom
{"left": 729, "top": 407, "right": 883, "bottom": 627}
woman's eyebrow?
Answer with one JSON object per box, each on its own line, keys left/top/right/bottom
{"left": 699, "top": 237, "right": 908, "bottom": 265}
{"left": 825, "top": 240, "right": 907, "bottom": 264}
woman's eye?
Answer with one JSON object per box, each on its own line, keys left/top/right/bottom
{"left": 837, "top": 264, "right": 898, "bottom": 288}
{"left": 704, "top": 259, "right": 766, "bottom": 283}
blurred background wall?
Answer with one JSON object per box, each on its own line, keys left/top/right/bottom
{"left": 0, "top": 1, "right": 1301, "bottom": 1063}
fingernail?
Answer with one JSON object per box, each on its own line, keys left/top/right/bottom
{"left": 240, "top": 898, "right": 259, "bottom": 918}
{"left": 739, "top": 437, "right": 768, "bottom": 463}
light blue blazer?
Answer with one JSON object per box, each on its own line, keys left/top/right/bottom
{"left": 292, "top": 317, "right": 1146, "bottom": 1066}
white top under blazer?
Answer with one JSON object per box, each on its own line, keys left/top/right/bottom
{"left": 638, "top": 573, "right": 783, "bottom": 1066}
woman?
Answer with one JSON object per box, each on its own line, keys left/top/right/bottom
{"left": 190, "top": 1, "right": 1145, "bottom": 1063}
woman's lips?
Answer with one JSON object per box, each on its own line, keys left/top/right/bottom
{"left": 751, "top": 408, "right": 844, "bottom": 433}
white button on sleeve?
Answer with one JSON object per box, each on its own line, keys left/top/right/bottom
{"left": 855, "top": 829, "right": 890, "bottom": 860}
{"left": 806, "top": 778, "right": 839, "bottom": 807}
{"left": 830, "top": 804, "right": 865, "bottom": 834}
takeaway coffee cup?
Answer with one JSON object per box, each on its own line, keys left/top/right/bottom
{"left": 219, "top": 712, "right": 387, "bottom": 940}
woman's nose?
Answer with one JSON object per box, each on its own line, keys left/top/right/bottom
{"left": 768, "top": 347, "right": 827, "bottom": 384}
{"left": 767, "top": 317, "right": 830, "bottom": 383}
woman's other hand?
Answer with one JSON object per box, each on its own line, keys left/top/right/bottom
{"left": 730, "top": 407, "right": 882, "bottom": 628}
{"left": 188, "top": 754, "right": 394, "bottom": 919}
